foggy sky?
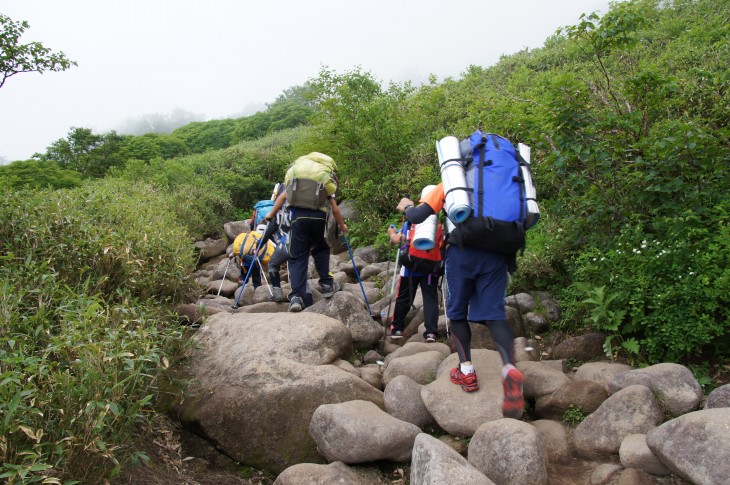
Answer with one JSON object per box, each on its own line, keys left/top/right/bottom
{"left": 0, "top": 0, "right": 610, "bottom": 163}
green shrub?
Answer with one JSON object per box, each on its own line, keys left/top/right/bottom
{"left": 563, "top": 207, "right": 730, "bottom": 363}
{"left": 0, "top": 181, "right": 195, "bottom": 482}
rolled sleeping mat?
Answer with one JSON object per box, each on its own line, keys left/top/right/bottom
{"left": 517, "top": 143, "right": 540, "bottom": 229}
{"left": 436, "top": 136, "right": 471, "bottom": 223}
{"left": 412, "top": 184, "right": 438, "bottom": 250}
{"left": 413, "top": 214, "right": 438, "bottom": 250}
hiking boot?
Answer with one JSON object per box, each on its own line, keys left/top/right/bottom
{"left": 270, "top": 287, "right": 286, "bottom": 303}
{"left": 502, "top": 367, "right": 525, "bottom": 418}
{"left": 319, "top": 281, "right": 341, "bottom": 298}
{"left": 449, "top": 367, "right": 479, "bottom": 392}
{"left": 425, "top": 333, "right": 437, "bottom": 343}
{"left": 389, "top": 329, "right": 403, "bottom": 340}
{"left": 288, "top": 296, "right": 304, "bottom": 312}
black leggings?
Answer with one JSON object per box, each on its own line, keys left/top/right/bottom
{"left": 450, "top": 319, "right": 515, "bottom": 366}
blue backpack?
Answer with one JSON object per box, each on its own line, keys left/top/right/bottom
{"left": 451, "top": 131, "right": 532, "bottom": 258}
{"left": 251, "top": 200, "right": 275, "bottom": 228}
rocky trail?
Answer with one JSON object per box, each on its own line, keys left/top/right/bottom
{"left": 116, "top": 218, "right": 730, "bottom": 485}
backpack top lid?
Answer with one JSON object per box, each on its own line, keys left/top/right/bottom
{"left": 305, "top": 152, "right": 337, "bottom": 171}
{"left": 254, "top": 199, "right": 275, "bottom": 211}
{"left": 421, "top": 185, "right": 437, "bottom": 199}
{"left": 286, "top": 152, "right": 337, "bottom": 186}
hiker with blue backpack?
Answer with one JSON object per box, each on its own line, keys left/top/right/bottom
{"left": 385, "top": 185, "right": 444, "bottom": 343}
{"left": 259, "top": 183, "right": 291, "bottom": 303}
{"left": 395, "top": 130, "right": 539, "bottom": 419}
{"left": 265, "top": 152, "right": 347, "bottom": 312}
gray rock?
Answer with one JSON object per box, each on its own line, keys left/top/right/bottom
{"left": 362, "top": 349, "right": 384, "bottom": 365}
{"left": 332, "top": 359, "right": 360, "bottom": 377}
{"left": 525, "top": 311, "right": 550, "bottom": 334}
{"left": 223, "top": 220, "right": 249, "bottom": 242}
{"left": 514, "top": 337, "right": 540, "bottom": 362}
{"left": 505, "top": 292, "right": 536, "bottom": 312}
{"left": 469, "top": 418, "right": 548, "bottom": 485}
{"left": 705, "top": 383, "right": 730, "bottom": 409}
{"left": 618, "top": 433, "right": 670, "bottom": 476}
{"left": 516, "top": 361, "right": 572, "bottom": 399}
{"left": 534, "top": 380, "right": 609, "bottom": 420}
{"left": 359, "top": 261, "right": 389, "bottom": 280}
{"left": 305, "top": 291, "right": 383, "bottom": 349}
{"left": 178, "top": 312, "right": 383, "bottom": 474}
{"left": 384, "top": 342, "right": 451, "bottom": 367}
{"left": 309, "top": 400, "right": 420, "bottom": 463}
{"left": 589, "top": 463, "right": 622, "bottom": 485}
{"left": 532, "top": 420, "right": 571, "bottom": 464}
{"left": 574, "top": 361, "right": 633, "bottom": 393}
{"left": 383, "top": 350, "right": 445, "bottom": 386}
{"left": 194, "top": 237, "right": 228, "bottom": 262}
{"left": 236, "top": 301, "right": 289, "bottom": 313}
{"left": 421, "top": 350, "right": 508, "bottom": 436}
{"left": 615, "top": 468, "right": 654, "bottom": 485}
{"left": 273, "top": 461, "right": 370, "bottom": 485}
{"left": 411, "top": 433, "right": 494, "bottom": 485}
{"left": 647, "top": 408, "right": 730, "bottom": 485}
{"left": 384, "top": 375, "right": 434, "bottom": 429}
{"left": 359, "top": 364, "right": 384, "bottom": 390}
{"left": 354, "top": 245, "right": 382, "bottom": 264}
{"left": 574, "top": 385, "right": 664, "bottom": 459}
{"left": 551, "top": 332, "right": 606, "bottom": 361}
{"left": 608, "top": 363, "right": 702, "bottom": 416}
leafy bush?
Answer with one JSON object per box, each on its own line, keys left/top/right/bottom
{"left": 0, "top": 159, "right": 83, "bottom": 190}
{"left": 0, "top": 181, "right": 196, "bottom": 482}
{"left": 564, "top": 208, "right": 730, "bottom": 363}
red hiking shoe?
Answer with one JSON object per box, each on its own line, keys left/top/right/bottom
{"left": 502, "top": 367, "right": 525, "bottom": 418}
{"left": 449, "top": 367, "right": 479, "bottom": 392}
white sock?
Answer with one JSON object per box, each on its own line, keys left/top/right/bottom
{"left": 502, "top": 364, "right": 516, "bottom": 379}
{"left": 460, "top": 362, "right": 475, "bottom": 374}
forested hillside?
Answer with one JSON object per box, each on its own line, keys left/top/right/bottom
{"left": 0, "top": 0, "right": 727, "bottom": 482}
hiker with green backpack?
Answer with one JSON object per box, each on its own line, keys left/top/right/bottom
{"left": 395, "top": 130, "right": 539, "bottom": 419}
{"left": 265, "top": 152, "right": 347, "bottom": 312}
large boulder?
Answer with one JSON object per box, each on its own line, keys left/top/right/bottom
{"left": 309, "top": 400, "right": 420, "bottom": 463}
{"left": 305, "top": 290, "right": 383, "bottom": 349}
{"left": 468, "top": 419, "right": 548, "bottom": 485}
{"left": 551, "top": 332, "right": 606, "bottom": 361}
{"left": 647, "top": 408, "right": 730, "bottom": 485}
{"left": 573, "top": 385, "right": 664, "bottom": 459}
{"left": 273, "top": 461, "right": 371, "bottom": 485}
{"left": 608, "top": 363, "right": 702, "bottom": 417}
{"left": 534, "top": 380, "right": 609, "bottom": 420}
{"left": 384, "top": 375, "right": 434, "bottom": 429}
{"left": 194, "top": 237, "right": 228, "bottom": 263}
{"left": 705, "top": 383, "right": 730, "bottom": 409}
{"left": 421, "top": 350, "right": 510, "bottom": 436}
{"left": 411, "top": 433, "right": 494, "bottom": 485}
{"left": 177, "top": 312, "right": 384, "bottom": 474}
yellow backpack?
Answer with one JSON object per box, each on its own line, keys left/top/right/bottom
{"left": 232, "top": 230, "right": 275, "bottom": 268}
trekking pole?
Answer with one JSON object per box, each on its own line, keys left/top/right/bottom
{"left": 254, "top": 254, "right": 274, "bottom": 297}
{"left": 343, "top": 234, "right": 376, "bottom": 320}
{"left": 232, "top": 223, "right": 269, "bottom": 309}
{"left": 217, "top": 257, "right": 232, "bottom": 296}
{"left": 385, "top": 236, "right": 400, "bottom": 326}
{"left": 377, "top": 225, "right": 397, "bottom": 345}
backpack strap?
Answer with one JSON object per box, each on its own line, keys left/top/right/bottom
{"left": 239, "top": 233, "right": 250, "bottom": 259}
{"left": 513, "top": 149, "right": 528, "bottom": 256}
